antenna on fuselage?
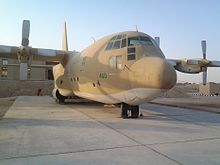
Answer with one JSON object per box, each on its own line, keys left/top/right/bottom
{"left": 91, "top": 37, "right": 96, "bottom": 43}
{"left": 135, "top": 25, "right": 138, "bottom": 32}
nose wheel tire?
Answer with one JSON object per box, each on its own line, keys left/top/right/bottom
{"left": 56, "top": 90, "right": 66, "bottom": 104}
{"left": 57, "top": 97, "right": 65, "bottom": 104}
{"left": 121, "top": 103, "right": 139, "bottom": 118}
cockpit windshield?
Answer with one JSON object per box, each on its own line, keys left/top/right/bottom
{"left": 105, "top": 34, "right": 127, "bottom": 51}
{"left": 128, "top": 36, "right": 153, "bottom": 46}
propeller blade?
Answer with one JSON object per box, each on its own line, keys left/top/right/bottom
{"left": 21, "top": 20, "right": 30, "bottom": 46}
{"left": 201, "top": 40, "right": 206, "bottom": 59}
{"left": 202, "top": 68, "right": 207, "bottom": 85}
{"left": 19, "top": 63, "right": 28, "bottom": 80}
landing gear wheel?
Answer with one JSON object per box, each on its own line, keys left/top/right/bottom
{"left": 56, "top": 90, "right": 66, "bottom": 104}
{"left": 121, "top": 103, "right": 128, "bottom": 118}
{"left": 131, "top": 105, "right": 139, "bottom": 118}
{"left": 58, "top": 97, "right": 65, "bottom": 104}
{"left": 121, "top": 103, "right": 139, "bottom": 119}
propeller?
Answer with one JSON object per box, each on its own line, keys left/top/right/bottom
{"left": 17, "top": 20, "right": 31, "bottom": 80}
{"left": 21, "top": 20, "right": 30, "bottom": 46}
{"left": 0, "top": 20, "right": 70, "bottom": 80}
{"left": 20, "top": 63, "right": 28, "bottom": 80}
{"left": 201, "top": 40, "right": 207, "bottom": 85}
{"left": 201, "top": 40, "right": 206, "bottom": 59}
{"left": 185, "top": 40, "right": 211, "bottom": 85}
{"left": 202, "top": 67, "right": 207, "bottom": 85}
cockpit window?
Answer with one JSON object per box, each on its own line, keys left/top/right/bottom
{"left": 121, "top": 39, "right": 126, "bottom": 48}
{"left": 105, "top": 34, "right": 127, "bottom": 51}
{"left": 105, "top": 42, "right": 114, "bottom": 50}
{"left": 113, "top": 40, "right": 121, "bottom": 49}
{"left": 128, "top": 36, "right": 153, "bottom": 46}
{"left": 110, "top": 36, "right": 117, "bottom": 41}
{"left": 116, "top": 35, "right": 123, "bottom": 40}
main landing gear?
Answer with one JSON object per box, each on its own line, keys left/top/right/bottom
{"left": 121, "top": 103, "right": 139, "bottom": 118}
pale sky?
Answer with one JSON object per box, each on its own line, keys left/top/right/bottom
{"left": 0, "top": 0, "right": 220, "bottom": 83}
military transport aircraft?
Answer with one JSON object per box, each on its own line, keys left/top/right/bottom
{"left": 1, "top": 20, "right": 220, "bottom": 118}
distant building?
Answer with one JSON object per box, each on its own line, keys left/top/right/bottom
{"left": 0, "top": 58, "right": 58, "bottom": 80}
{"left": 199, "top": 82, "right": 220, "bottom": 96}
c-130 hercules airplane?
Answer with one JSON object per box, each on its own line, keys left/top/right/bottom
{"left": 1, "top": 20, "right": 220, "bottom": 118}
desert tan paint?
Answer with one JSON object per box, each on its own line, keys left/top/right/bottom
{"left": 54, "top": 31, "right": 177, "bottom": 100}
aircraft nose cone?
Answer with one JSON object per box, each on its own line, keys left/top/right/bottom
{"left": 129, "top": 57, "right": 177, "bottom": 89}
{"left": 156, "top": 59, "right": 177, "bottom": 89}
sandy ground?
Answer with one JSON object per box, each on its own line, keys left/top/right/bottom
{"left": 0, "top": 97, "right": 16, "bottom": 119}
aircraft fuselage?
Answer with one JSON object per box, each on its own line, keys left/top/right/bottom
{"left": 53, "top": 31, "right": 177, "bottom": 105}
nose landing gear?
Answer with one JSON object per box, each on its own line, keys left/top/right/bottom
{"left": 56, "top": 89, "right": 66, "bottom": 104}
{"left": 121, "top": 103, "right": 139, "bottom": 118}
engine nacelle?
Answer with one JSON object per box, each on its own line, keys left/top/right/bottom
{"left": 174, "top": 64, "right": 201, "bottom": 74}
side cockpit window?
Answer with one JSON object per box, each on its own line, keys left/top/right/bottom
{"left": 105, "top": 34, "right": 127, "bottom": 51}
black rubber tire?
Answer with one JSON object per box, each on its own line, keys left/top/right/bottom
{"left": 121, "top": 103, "right": 128, "bottom": 118}
{"left": 56, "top": 90, "right": 66, "bottom": 104}
{"left": 58, "top": 97, "right": 65, "bottom": 104}
{"left": 131, "top": 105, "right": 139, "bottom": 118}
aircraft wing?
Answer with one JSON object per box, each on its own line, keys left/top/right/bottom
{"left": 167, "top": 40, "right": 220, "bottom": 74}
{"left": 0, "top": 45, "right": 71, "bottom": 62}
{"left": 31, "top": 48, "right": 71, "bottom": 61}
{"left": 167, "top": 58, "right": 220, "bottom": 69}
{"left": 167, "top": 58, "right": 220, "bottom": 85}
{"left": 4, "top": 63, "right": 54, "bottom": 68}
{"left": 0, "top": 45, "right": 18, "bottom": 59}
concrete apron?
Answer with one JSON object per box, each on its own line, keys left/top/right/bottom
{"left": 0, "top": 96, "right": 220, "bottom": 165}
